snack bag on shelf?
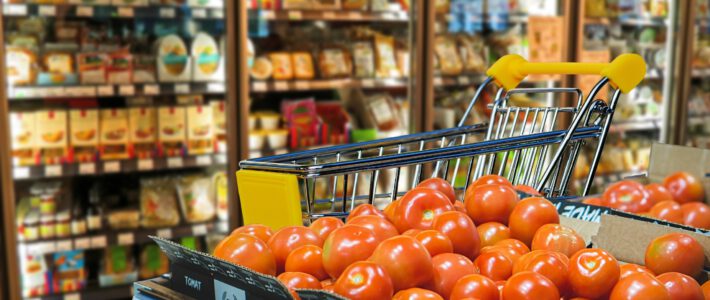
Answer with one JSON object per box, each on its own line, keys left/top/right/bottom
{"left": 99, "top": 246, "right": 137, "bottom": 287}
{"left": 186, "top": 104, "right": 214, "bottom": 155}
{"left": 69, "top": 109, "right": 99, "bottom": 163}
{"left": 282, "top": 98, "right": 320, "bottom": 149}
{"left": 343, "top": 0, "right": 368, "bottom": 10}
{"left": 140, "top": 177, "right": 181, "bottom": 228}
{"left": 52, "top": 250, "right": 86, "bottom": 293}
{"left": 6, "top": 47, "right": 38, "bottom": 85}
{"left": 10, "top": 111, "right": 38, "bottom": 166}
{"left": 36, "top": 110, "right": 69, "bottom": 165}
{"left": 77, "top": 52, "right": 108, "bottom": 84}
{"left": 133, "top": 55, "right": 157, "bottom": 83}
{"left": 38, "top": 51, "right": 79, "bottom": 85}
{"left": 99, "top": 109, "right": 130, "bottom": 160}
{"left": 270, "top": 52, "right": 294, "bottom": 80}
{"left": 374, "top": 34, "right": 400, "bottom": 78}
{"left": 139, "top": 244, "right": 169, "bottom": 280}
{"left": 352, "top": 41, "right": 375, "bottom": 78}
{"left": 316, "top": 102, "right": 351, "bottom": 145}
{"left": 107, "top": 209, "right": 140, "bottom": 230}
{"left": 434, "top": 35, "right": 464, "bottom": 75}
{"left": 158, "top": 106, "right": 187, "bottom": 157}
{"left": 458, "top": 35, "right": 487, "bottom": 72}
{"left": 177, "top": 175, "right": 216, "bottom": 223}
{"left": 107, "top": 49, "right": 133, "bottom": 84}
{"left": 292, "top": 52, "right": 315, "bottom": 80}
{"left": 129, "top": 107, "right": 157, "bottom": 159}
{"left": 20, "top": 251, "right": 50, "bottom": 297}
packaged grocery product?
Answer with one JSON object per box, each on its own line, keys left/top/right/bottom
{"left": 21, "top": 211, "right": 40, "bottom": 242}
{"left": 282, "top": 98, "right": 319, "bottom": 148}
{"left": 211, "top": 101, "right": 226, "bottom": 153}
{"left": 458, "top": 35, "right": 487, "bottom": 72}
{"left": 177, "top": 175, "right": 216, "bottom": 223}
{"left": 316, "top": 102, "right": 350, "bottom": 145}
{"left": 133, "top": 55, "right": 157, "bottom": 83}
{"left": 10, "top": 111, "right": 37, "bottom": 166}
{"left": 69, "top": 109, "right": 99, "bottom": 163}
{"left": 77, "top": 52, "right": 108, "bottom": 84}
{"left": 7, "top": 34, "right": 39, "bottom": 49}
{"left": 396, "top": 47, "right": 410, "bottom": 76}
{"left": 107, "top": 209, "right": 139, "bottom": 230}
{"left": 191, "top": 32, "right": 221, "bottom": 77}
{"left": 343, "top": 0, "right": 368, "bottom": 10}
{"left": 20, "top": 252, "right": 49, "bottom": 297}
{"left": 40, "top": 215, "right": 56, "bottom": 239}
{"left": 6, "top": 47, "right": 38, "bottom": 85}
{"left": 52, "top": 250, "right": 86, "bottom": 293}
{"left": 318, "top": 47, "right": 352, "bottom": 78}
{"left": 282, "top": 0, "right": 314, "bottom": 9}
{"left": 435, "top": 0, "right": 450, "bottom": 13}
{"left": 111, "top": 0, "right": 149, "bottom": 5}
{"left": 107, "top": 49, "right": 133, "bottom": 84}
{"left": 99, "top": 109, "right": 130, "bottom": 160}
{"left": 269, "top": 52, "right": 294, "bottom": 80}
{"left": 366, "top": 94, "right": 401, "bottom": 131}
{"left": 186, "top": 104, "right": 214, "bottom": 155}
{"left": 434, "top": 35, "right": 463, "bottom": 75}
{"left": 250, "top": 56, "right": 273, "bottom": 80}
{"left": 140, "top": 177, "right": 181, "bottom": 228}
{"left": 352, "top": 41, "right": 375, "bottom": 78}
{"left": 99, "top": 246, "right": 137, "bottom": 287}
{"left": 129, "top": 107, "right": 157, "bottom": 159}
{"left": 292, "top": 52, "right": 315, "bottom": 80}
{"left": 374, "top": 34, "right": 400, "bottom": 78}
{"left": 248, "top": 131, "right": 265, "bottom": 150}
{"left": 139, "top": 244, "right": 169, "bottom": 280}
{"left": 39, "top": 52, "right": 78, "bottom": 85}
{"left": 158, "top": 106, "right": 186, "bottom": 157}
{"left": 212, "top": 171, "right": 228, "bottom": 221}
{"left": 55, "top": 22, "right": 82, "bottom": 43}
{"left": 157, "top": 34, "right": 190, "bottom": 81}
{"left": 36, "top": 110, "right": 68, "bottom": 165}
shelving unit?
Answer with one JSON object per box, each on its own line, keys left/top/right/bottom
{"left": 27, "top": 284, "right": 133, "bottom": 300}
{"left": 8, "top": 82, "right": 226, "bottom": 100}
{"left": 2, "top": 3, "right": 224, "bottom": 19}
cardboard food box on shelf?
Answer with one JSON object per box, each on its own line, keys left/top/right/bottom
{"left": 211, "top": 101, "right": 227, "bottom": 153}
{"left": 186, "top": 104, "right": 214, "bottom": 155}
{"left": 10, "top": 111, "right": 37, "bottom": 166}
{"left": 147, "top": 237, "right": 345, "bottom": 300}
{"left": 158, "top": 106, "right": 187, "bottom": 157}
{"left": 100, "top": 109, "right": 130, "bottom": 160}
{"left": 129, "top": 107, "right": 157, "bottom": 159}
{"left": 69, "top": 109, "right": 99, "bottom": 163}
{"left": 191, "top": 32, "right": 225, "bottom": 82}
{"left": 36, "top": 110, "right": 69, "bottom": 165}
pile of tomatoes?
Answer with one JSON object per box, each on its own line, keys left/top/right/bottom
{"left": 584, "top": 171, "right": 710, "bottom": 229}
{"left": 214, "top": 175, "right": 709, "bottom": 300}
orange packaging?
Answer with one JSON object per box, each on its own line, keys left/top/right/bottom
{"left": 158, "top": 106, "right": 186, "bottom": 157}
{"left": 37, "top": 110, "right": 68, "bottom": 165}
{"left": 129, "top": 107, "right": 157, "bottom": 159}
{"left": 100, "top": 109, "right": 130, "bottom": 160}
{"left": 69, "top": 109, "right": 99, "bottom": 163}
{"left": 186, "top": 104, "right": 214, "bottom": 155}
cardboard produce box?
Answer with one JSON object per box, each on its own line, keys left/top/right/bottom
{"left": 647, "top": 143, "right": 710, "bottom": 204}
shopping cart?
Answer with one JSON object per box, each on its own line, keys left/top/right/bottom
{"left": 237, "top": 54, "right": 646, "bottom": 229}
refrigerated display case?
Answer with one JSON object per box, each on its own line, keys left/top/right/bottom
{"left": 687, "top": 1, "right": 710, "bottom": 148}
{"left": 0, "top": 1, "right": 237, "bottom": 299}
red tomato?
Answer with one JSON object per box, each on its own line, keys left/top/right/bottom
{"left": 495, "top": 238, "right": 530, "bottom": 256}
{"left": 514, "top": 184, "right": 542, "bottom": 196}
{"left": 333, "top": 261, "right": 394, "bottom": 300}
{"left": 602, "top": 180, "right": 652, "bottom": 213}
{"left": 309, "top": 217, "right": 344, "bottom": 241}
{"left": 277, "top": 272, "right": 322, "bottom": 290}
{"left": 609, "top": 272, "right": 670, "bottom": 300}
{"left": 454, "top": 201, "right": 467, "bottom": 213}
{"left": 214, "top": 234, "right": 276, "bottom": 276}
{"left": 322, "top": 225, "right": 379, "bottom": 279}
{"left": 418, "top": 177, "right": 457, "bottom": 204}
{"left": 513, "top": 250, "right": 569, "bottom": 295}
{"left": 392, "top": 288, "right": 444, "bottom": 300}
{"left": 582, "top": 197, "right": 603, "bottom": 206}
{"left": 508, "top": 197, "right": 559, "bottom": 246}
{"left": 619, "top": 263, "right": 654, "bottom": 280}
{"left": 393, "top": 188, "right": 454, "bottom": 232}
{"left": 465, "top": 184, "right": 519, "bottom": 225}
{"left": 479, "top": 245, "right": 523, "bottom": 263}
{"left": 467, "top": 174, "right": 513, "bottom": 193}
{"left": 502, "top": 271, "right": 560, "bottom": 300}
{"left": 231, "top": 224, "right": 273, "bottom": 243}
{"left": 531, "top": 224, "right": 586, "bottom": 258}
{"left": 664, "top": 171, "right": 705, "bottom": 204}
{"left": 285, "top": 245, "right": 328, "bottom": 280}
{"left": 347, "top": 204, "right": 386, "bottom": 222}
{"left": 448, "top": 274, "right": 499, "bottom": 300}
{"left": 430, "top": 253, "right": 478, "bottom": 298}
{"left": 384, "top": 200, "right": 400, "bottom": 223}
{"left": 403, "top": 229, "right": 422, "bottom": 237}
{"left": 646, "top": 183, "right": 674, "bottom": 204}
{"left": 657, "top": 272, "right": 704, "bottom": 300}
{"left": 568, "top": 248, "right": 620, "bottom": 299}
{"left": 649, "top": 201, "right": 684, "bottom": 223}
{"left": 369, "top": 235, "right": 434, "bottom": 291}
{"left": 476, "top": 222, "right": 511, "bottom": 248}
{"left": 268, "top": 226, "right": 323, "bottom": 273}
{"left": 415, "top": 230, "right": 454, "bottom": 257}
{"left": 701, "top": 281, "right": 710, "bottom": 300}
{"left": 347, "top": 215, "right": 398, "bottom": 242}
{"left": 682, "top": 202, "right": 710, "bottom": 229}
{"left": 432, "top": 211, "right": 482, "bottom": 260}
{"left": 645, "top": 233, "right": 705, "bottom": 277}
{"left": 473, "top": 249, "right": 514, "bottom": 281}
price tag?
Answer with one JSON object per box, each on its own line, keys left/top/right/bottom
{"left": 137, "top": 159, "right": 154, "bottom": 170}
{"left": 4, "top": 4, "right": 28, "bottom": 16}
{"left": 260, "top": 10, "right": 275, "bottom": 19}
{"left": 143, "top": 84, "right": 160, "bottom": 95}
{"left": 76, "top": 6, "right": 93, "bottom": 17}
{"left": 167, "top": 157, "right": 184, "bottom": 168}
{"left": 207, "top": 83, "right": 226, "bottom": 93}
{"left": 348, "top": 11, "right": 362, "bottom": 19}
{"left": 323, "top": 11, "right": 336, "bottom": 19}
{"left": 288, "top": 11, "right": 302, "bottom": 20}
{"left": 118, "top": 233, "right": 134, "bottom": 246}
{"left": 119, "top": 85, "right": 135, "bottom": 96}
{"left": 64, "top": 293, "right": 80, "bottom": 300}
{"left": 457, "top": 76, "right": 470, "bottom": 85}
{"left": 157, "top": 228, "right": 173, "bottom": 239}
{"left": 175, "top": 84, "right": 190, "bottom": 94}
{"left": 90, "top": 236, "right": 107, "bottom": 248}
{"left": 196, "top": 155, "right": 212, "bottom": 166}
{"left": 46, "top": 87, "right": 65, "bottom": 97}
{"left": 103, "top": 161, "right": 120, "bottom": 173}
{"left": 274, "top": 81, "right": 289, "bottom": 91}
{"left": 45, "top": 165, "right": 62, "bottom": 177}
{"left": 383, "top": 12, "right": 398, "bottom": 20}
{"left": 38, "top": 5, "right": 56, "bottom": 16}
{"left": 192, "top": 224, "right": 208, "bottom": 235}
{"left": 79, "top": 163, "right": 96, "bottom": 175}
{"left": 211, "top": 9, "right": 224, "bottom": 19}
{"left": 362, "top": 79, "right": 376, "bottom": 88}
{"left": 252, "top": 81, "right": 267, "bottom": 92}
{"left": 159, "top": 7, "right": 176, "bottom": 18}
{"left": 56, "top": 240, "right": 73, "bottom": 252}
{"left": 118, "top": 7, "right": 134, "bottom": 17}
{"left": 13, "top": 167, "right": 29, "bottom": 179}
{"left": 74, "top": 238, "right": 90, "bottom": 250}
{"left": 97, "top": 85, "right": 114, "bottom": 96}
{"left": 192, "top": 8, "right": 207, "bottom": 18}
{"left": 70, "top": 86, "right": 95, "bottom": 97}
{"left": 434, "top": 77, "right": 444, "bottom": 86}
{"left": 294, "top": 81, "right": 310, "bottom": 90}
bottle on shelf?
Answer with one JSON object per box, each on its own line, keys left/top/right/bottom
{"left": 71, "top": 200, "right": 87, "bottom": 236}
{"left": 86, "top": 188, "right": 104, "bottom": 233}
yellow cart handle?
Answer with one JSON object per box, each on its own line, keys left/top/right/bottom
{"left": 486, "top": 54, "right": 646, "bottom": 93}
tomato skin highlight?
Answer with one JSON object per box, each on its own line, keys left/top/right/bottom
{"left": 347, "top": 215, "right": 399, "bottom": 243}
{"left": 393, "top": 188, "right": 454, "bottom": 232}
{"left": 333, "top": 261, "right": 395, "bottom": 300}
{"left": 646, "top": 183, "right": 674, "bottom": 204}
{"left": 502, "top": 271, "right": 560, "bottom": 300}
{"left": 568, "top": 248, "right": 620, "bottom": 299}
{"left": 347, "top": 204, "right": 386, "bottom": 222}
{"left": 277, "top": 272, "right": 322, "bottom": 290}
{"left": 508, "top": 197, "right": 559, "bottom": 246}
{"left": 513, "top": 250, "right": 570, "bottom": 296}
{"left": 645, "top": 232, "right": 705, "bottom": 278}
{"left": 619, "top": 263, "right": 654, "bottom": 280}
{"left": 602, "top": 180, "right": 652, "bottom": 213}
{"left": 609, "top": 272, "right": 670, "bottom": 300}
{"left": 649, "top": 200, "right": 684, "bottom": 224}
{"left": 477, "top": 222, "right": 511, "bottom": 248}
{"left": 474, "top": 249, "right": 514, "bottom": 281}
{"left": 418, "top": 177, "right": 457, "bottom": 204}
{"left": 268, "top": 226, "right": 324, "bottom": 273}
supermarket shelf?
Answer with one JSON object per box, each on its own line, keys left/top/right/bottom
{"left": 441, "top": 13, "right": 528, "bottom": 24}
{"left": 2, "top": 3, "right": 224, "bottom": 19}
{"left": 609, "top": 118, "right": 661, "bottom": 133}
{"left": 19, "top": 220, "right": 228, "bottom": 256}
{"left": 8, "top": 82, "right": 226, "bottom": 100}
{"left": 691, "top": 68, "right": 710, "bottom": 78}
{"left": 12, "top": 153, "right": 227, "bottom": 180}
{"left": 253, "top": 9, "right": 409, "bottom": 22}
{"left": 250, "top": 74, "right": 487, "bottom": 93}
{"left": 584, "top": 16, "right": 668, "bottom": 27}
{"left": 26, "top": 284, "right": 133, "bottom": 300}
{"left": 689, "top": 114, "right": 710, "bottom": 125}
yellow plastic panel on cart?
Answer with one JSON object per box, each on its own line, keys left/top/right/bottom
{"left": 236, "top": 170, "right": 303, "bottom": 230}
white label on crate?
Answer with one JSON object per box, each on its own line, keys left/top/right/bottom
{"left": 104, "top": 161, "right": 120, "bottom": 173}
{"left": 137, "top": 159, "right": 154, "bottom": 170}
{"left": 118, "top": 7, "right": 134, "bottom": 17}
{"left": 64, "top": 293, "right": 80, "bottom": 300}
{"left": 119, "top": 85, "right": 135, "bottom": 96}
{"left": 90, "top": 236, "right": 107, "bottom": 248}
{"left": 157, "top": 228, "right": 172, "bottom": 239}
{"left": 457, "top": 76, "right": 470, "bottom": 85}
{"left": 207, "top": 83, "right": 226, "bottom": 93}
{"left": 211, "top": 9, "right": 224, "bottom": 19}
{"left": 4, "top": 4, "right": 28, "bottom": 16}
{"left": 214, "top": 279, "right": 246, "bottom": 300}
{"left": 79, "top": 163, "right": 96, "bottom": 174}
{"left": 167, "top": 157, "right": 183, "bottom": 168}
{"left": 159, "top": 8, "right": 176, "bottom": 18}
{"left": 13, "top": 167, "right": 29, "bottom": 179}
{"left": 38, "top": 5, "right": 56, "bottom": 16}
{"left": 196, "top": 155, "right": 212, "bottom": 166}
{"left": 76, "top": 6, "right": 93, "bottom": 17}
{"left": 274, "top": 81, "right": 289, "bottom": 91}
{"left": 175, "top": 84, "right": 190, "bottom": 94}
{"left": 192, "top": 224, "right": 208, "bottom": 236}
{"left": 45, "top": 165, "right": 62, "bottom": 177}
{"left": 362, "top": 79, "right": 376, "bottom": 88}
{"left": 97, "top": 85, "right": 114, "bottom": 96}
{"left": 323, "top": 11, "right": 336, "bottom": 19}
{"left": 288, "top": 11, "right": 302, "bottom": 20}
{"left": 294, "top": 81, "right": 309, "bottom": 90}
{"left": 144, "top": 84, "right": 160, "bottom": 95}
{"left": 192, "top": 8, "right": 207, "bottom": 18}
{"left": 56, "top": 240, "right": 73, "bottom": 252}
{"left": 252, "top": 82, "right": 267, "bottom": 92}
{"left": 118, "top": 233, "right": 134, "bottom": 246}
{"left": 74, "top": 237, "right": 90, "bottom": 250}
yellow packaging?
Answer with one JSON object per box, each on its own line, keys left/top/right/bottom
{"left": 37, "top": 110, "right": 68, "bottom": 165}
{"left": 269, "top": 52, "right": 294, "bottom": 80}
{"left": 129, "top": 107, "right": 157, "bottom": 159}
{"left": 292, "top": 52, "right": 315, "bottom": 80}
{"left": 186, "top": 105, "right": 214, "bottom": 155}
{"left": 99, "top": 109, "right": 129, "bottom": 160}
{"left": 158, "top": 106, "right": 186, "bottom": 157}
{"left": 374, "top": 34, "right": 400, "bottom": 78}
{"left": 6, "top": 47, "right": 37, "bottom": 85}
{"left": 210, "top": 101, "right": 226, "bottom": 153}
{"left": 69, "top": 109, "right": 99, "bottom": 163}
{"left": 10, "top": 112, "right": 37, "bottom": 166}
{"left": 44, "top": 52, "right": 74, "bottom": 74}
